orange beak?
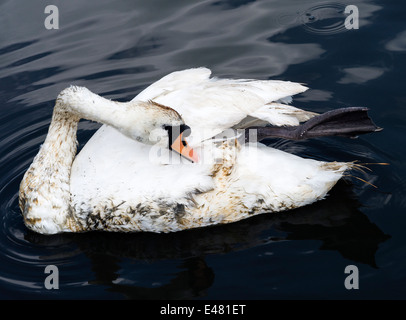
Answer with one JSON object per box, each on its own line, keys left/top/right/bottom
{"left": 171, "top": 132, "right": 199, "bottom": 163}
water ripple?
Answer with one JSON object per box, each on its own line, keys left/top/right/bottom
{"left": 300, "top": 2, "right": 349, "bottom": 36}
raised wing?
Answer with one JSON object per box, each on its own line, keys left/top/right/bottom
{"left": 133, "top": 68, "right": 312, "bottom": 145}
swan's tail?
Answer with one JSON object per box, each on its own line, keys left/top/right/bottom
{"left": 341, "top": 161, "right": 389, "bottom": 188}
{"left": 246, "top": 107, "right": 382, "bottom": 141}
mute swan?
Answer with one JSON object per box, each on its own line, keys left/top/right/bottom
{"left": 19, "top": 67, "right": 380, "bottom": 234}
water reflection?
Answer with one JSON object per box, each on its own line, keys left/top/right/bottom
{"left": 386, "top": 30, "right": 406, "bottom": 52}
{"left": 23, "top": 180, "right": 389, "bottom": 298}
{"left": 338, "top": 66, "right": 385, "bottom": 84}
{"left": 94, "top": 257, "right": 214, "bottom": 299}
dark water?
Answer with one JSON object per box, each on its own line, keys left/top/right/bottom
{"left": 0, "top": 0, "right": 405, "bottom": 300}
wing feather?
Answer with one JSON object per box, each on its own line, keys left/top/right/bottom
{"left": 132, "top": 68, "right": 311, "bottom": 145}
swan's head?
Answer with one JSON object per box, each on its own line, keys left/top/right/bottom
{"left": 126, "top": 100, "right": 198, "bottom": 162}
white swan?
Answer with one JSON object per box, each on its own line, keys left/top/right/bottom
{"left": 19, "top": 67, "right": 379, "bottom": 234}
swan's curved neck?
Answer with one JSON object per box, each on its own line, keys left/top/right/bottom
{"left": 19, "top": 102, "right": 81, "bottom": 233}
{"left": 19, "top": 87, "right": 143, "bottom": 233}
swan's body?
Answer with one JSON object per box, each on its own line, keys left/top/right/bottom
{"left": 20, "top": 68, "right": 360, "bottom": 234}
